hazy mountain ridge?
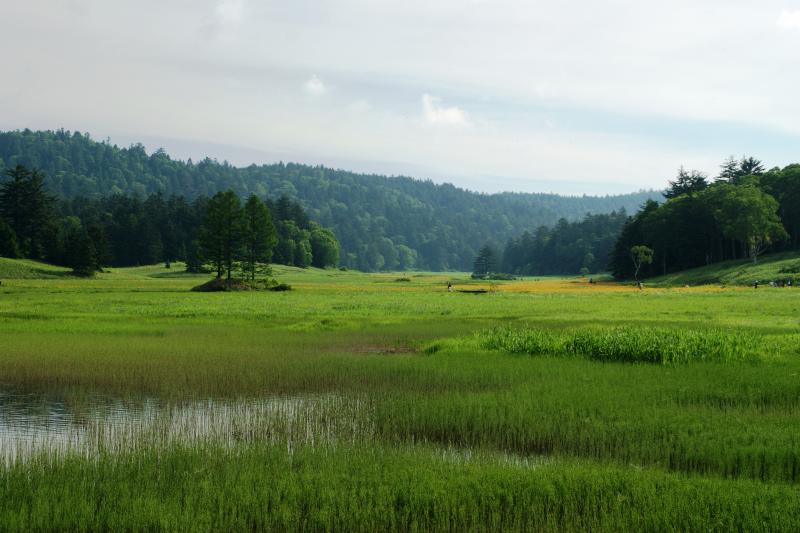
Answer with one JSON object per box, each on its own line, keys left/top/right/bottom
{"left": 0, "top": 129, "right": 660, "bottom": 270}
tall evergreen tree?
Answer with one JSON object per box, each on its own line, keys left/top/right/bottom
{"left": 0, "top": 217, "right": 19, "bottom": 258}
{"left": 664, "top": 167, "right": 708, "bottom": 199}
{"left": 0, "top": 165, "right": 55, "bottom": 258}
{"left": 199, "top": 190, "right": 245, "bottom": 279}
{"left": 241, "top": 195, "right": 277, "bottom": 281}
{"left": 472, "top": 244, "right": 497, "bottom": 278}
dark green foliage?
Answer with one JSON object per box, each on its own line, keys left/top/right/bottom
{"left": 0, "top": 165, "right": 55, "bottom": 259}
{"left": 664, "top": 166, "right": 708, "bottom": 198}
{"left": 472, "top": 244, "right": 498, "bottom": 278}
{"left": 0, "top": 165, "right": 338, "bottom": 273}
{"left": 241, "top": 195, "right": 277, "bottom": 280}
{"left": 611, "top": 161, "right": 796, "bottom": 279}
{"left": 0, "top": 217, "right": 19, "bottom": 258}
{"left": 0, "top": 129, "right": 657, "bottom": 271}
{"left": 310, "top": 225, "right": 340, "bottom": 268}
{"left": 64, "top": 227, "right": 98, "bottom": 277}
{"left": 199, "top": 191, "right": 245, "bottom": 279}
{"left": 502, "top": 210, "right": 628, "bottom": 275}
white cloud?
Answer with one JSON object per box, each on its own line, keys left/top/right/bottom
{"left": 216, "top": 0, "right": 244, "bottom": 24}
{"left": 304, "top": 74, "right": 327, "bottom": 96}
{"left": 421, "top": 94, "right": 469, "bottom": 126}
{"left": 347, "top": 100, "right": 371, "bottom": 113}
{"left": 777, "top": 9, "right": 800, "bottom": 29}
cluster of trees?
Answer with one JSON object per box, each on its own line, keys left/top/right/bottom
{"left": 499, "top": 211, "right": 629, "bottom": 275}
{"left": 0, "top": 165, "right": 339, "bottom": 276}
{"left": 0, "top": 129, "right": 657, "bottom": 271}
{"left": 611, "top": 158, "right": 799, "bottom": 279}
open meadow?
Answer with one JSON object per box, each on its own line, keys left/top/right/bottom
{"left": 1, "top": 260, "right": 800, "bottom": 531}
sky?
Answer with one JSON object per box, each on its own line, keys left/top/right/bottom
{"left": 1, "top": 0, "right": 799, "bottom": 194}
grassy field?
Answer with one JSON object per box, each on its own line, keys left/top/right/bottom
{"left": 1, "top": 259, "right": 800, "bottom": 530}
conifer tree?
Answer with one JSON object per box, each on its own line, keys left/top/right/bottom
{"left": 241, "top": 195, "right": 277, "bottom": 281}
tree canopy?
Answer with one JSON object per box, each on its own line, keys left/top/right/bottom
{"left": 0, "top": 129, "right": 658, "bottom": 271}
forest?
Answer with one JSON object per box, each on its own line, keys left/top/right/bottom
{"left": 610, "top": 159, "right": 800, "bottom": 279}
{"left": 0, "top": 165, "right": 339, "bottom": 276}
{"left": 500, "top": 211, "right": 628, "bottom": 276}
{"left": 0, "top": 129, "right": 655, "bottom": 271}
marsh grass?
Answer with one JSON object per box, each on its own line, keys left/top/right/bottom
{"left": 2, "top": 260, "right": 800, "bottom": 529}
{"left": 1, "top": 394, "right": 373, "bottom": 465}
{"left": 2, "top": 444, "right": 799, "bottom": 532}
{"left": 478, "top": 326, "right": 764, "bottom": 363}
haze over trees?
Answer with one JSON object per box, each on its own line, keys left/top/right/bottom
{"left": 0, "top": 129, "right": 657, "bottom": 271}
{"left": 500, "top": 211, "right": 628, "bottom": 275}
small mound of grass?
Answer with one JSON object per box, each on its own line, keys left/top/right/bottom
{"left": 191, "top": 278, "right": 293, "bottom": 292}
{"left": 191, "top": 278, "right": 254, "bottom": 292}
{"left": 479, "top": 326, "right": 761, "bottom": 364}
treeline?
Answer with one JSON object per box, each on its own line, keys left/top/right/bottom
{"left": 0, "top": 129, "right": 657, "bottom": 271}
{"left": 0, "top": 165, "right": 339, "bottom": 276}
{"left": 611, "top": 158, "right": 799, "bottom": 279}
{"left": 500, "top": 211, "right": 628, "bottom": 275}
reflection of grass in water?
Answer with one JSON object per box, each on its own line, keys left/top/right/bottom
{"left": 3, "top": 260, "right": 800, "bottom": 528}
{"left": 1, "top": 394, "right": 374, "bottom": 464}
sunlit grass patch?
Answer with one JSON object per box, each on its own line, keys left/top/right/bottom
{"left": 478, "top": 326, "right": 763, "bottom": 364}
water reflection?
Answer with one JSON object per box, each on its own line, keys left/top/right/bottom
{"left": 0, "top": 387, "right": 372, "bottom": 464}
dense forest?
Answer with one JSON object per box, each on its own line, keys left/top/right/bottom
{"left": 610, "top": 159, "right": 800, "bottom": 279}
{"left": 500, "top": 211, "right": 629, "bottom": 276}
{"left": 0, "top": 129, "right": 656, "bottom": 271}
{"left": 0, "top": 165, "right": 339, "bottom": 276}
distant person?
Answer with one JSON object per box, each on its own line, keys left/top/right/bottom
{"left": 588, "top": 277, "right": 593, "bottom": 284}
{"left": 754, "top": 281, "right": 759, "bottom": 289}
{"left": 447, "top": 281, "right": 453, "bottom": 292}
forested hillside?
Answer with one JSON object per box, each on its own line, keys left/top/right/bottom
{"left": 0, "top": 130, "right": 657, "bottom": 271}
{"left": 611, "top": 162, "right": 800, "bottom": 279}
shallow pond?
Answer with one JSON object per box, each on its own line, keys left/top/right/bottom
{"left": 0, "top": 387, "right": 372, "bottom": 463}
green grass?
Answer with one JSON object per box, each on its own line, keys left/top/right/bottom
{"left": 478, "top": 326, "right": 764, "bottom": 363}
{"left": 0, "top": 257, "right": 73, "bottom": 279}
{"left": 1, "top": 258, "right": 800, "bottom": 530}
{"left": 3, "top": 444, "right": 799, "bottom": 532}
{"left": 650, "top": 251, "right": 800, "bottom": 286}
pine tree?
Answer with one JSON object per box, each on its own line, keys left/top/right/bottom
{"left": 0, "top": 218, "right": 19, "bottom": 258}
{"left": 241, "top": 195, "right": 277, "bottom": 281}
{"left": 0, "top": 165, "right": 55, "bottom": 258}
{"left": 199, "top": 190, "right": 245, "bottom": 279}
{"left": 472, "top": 245, "right": 497, "bottom": 279}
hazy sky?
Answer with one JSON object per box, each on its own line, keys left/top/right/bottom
{"left": 1, "top": 1, "right": 799, "bottom": 194}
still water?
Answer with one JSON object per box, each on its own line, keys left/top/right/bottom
{"left": 0, "top": 387, "right": 371, "bottom": 464}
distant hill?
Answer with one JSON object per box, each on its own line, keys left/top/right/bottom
{"left": 649, "top": 252, "right": 800, "bottom": 287}
{"left": 0, "top": 129, "right": 660, "bottom": 271}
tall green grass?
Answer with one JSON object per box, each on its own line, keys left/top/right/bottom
{"left": 479, "top": 326, "right": 763, "bottom": 363}
{"left": 2, "top": 262, "right": 800, "bottom": 529}
{"left": 2, "top": 444, "right": 799, "bottom": 532}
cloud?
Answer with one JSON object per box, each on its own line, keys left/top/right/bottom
{"left": 777, "top": 10, "right": 800, "bottom": 29}
{"left": 421, "top": 94, "right": 469, "bottom": 126}
{"left": 347, "top": 100, "right": 372, "bottom": 113}
{"left": 216, "top": 0, "right": 244, "bottom": 24}
{"left": 304, "top": 74, "right": 327, "bottom": 96}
